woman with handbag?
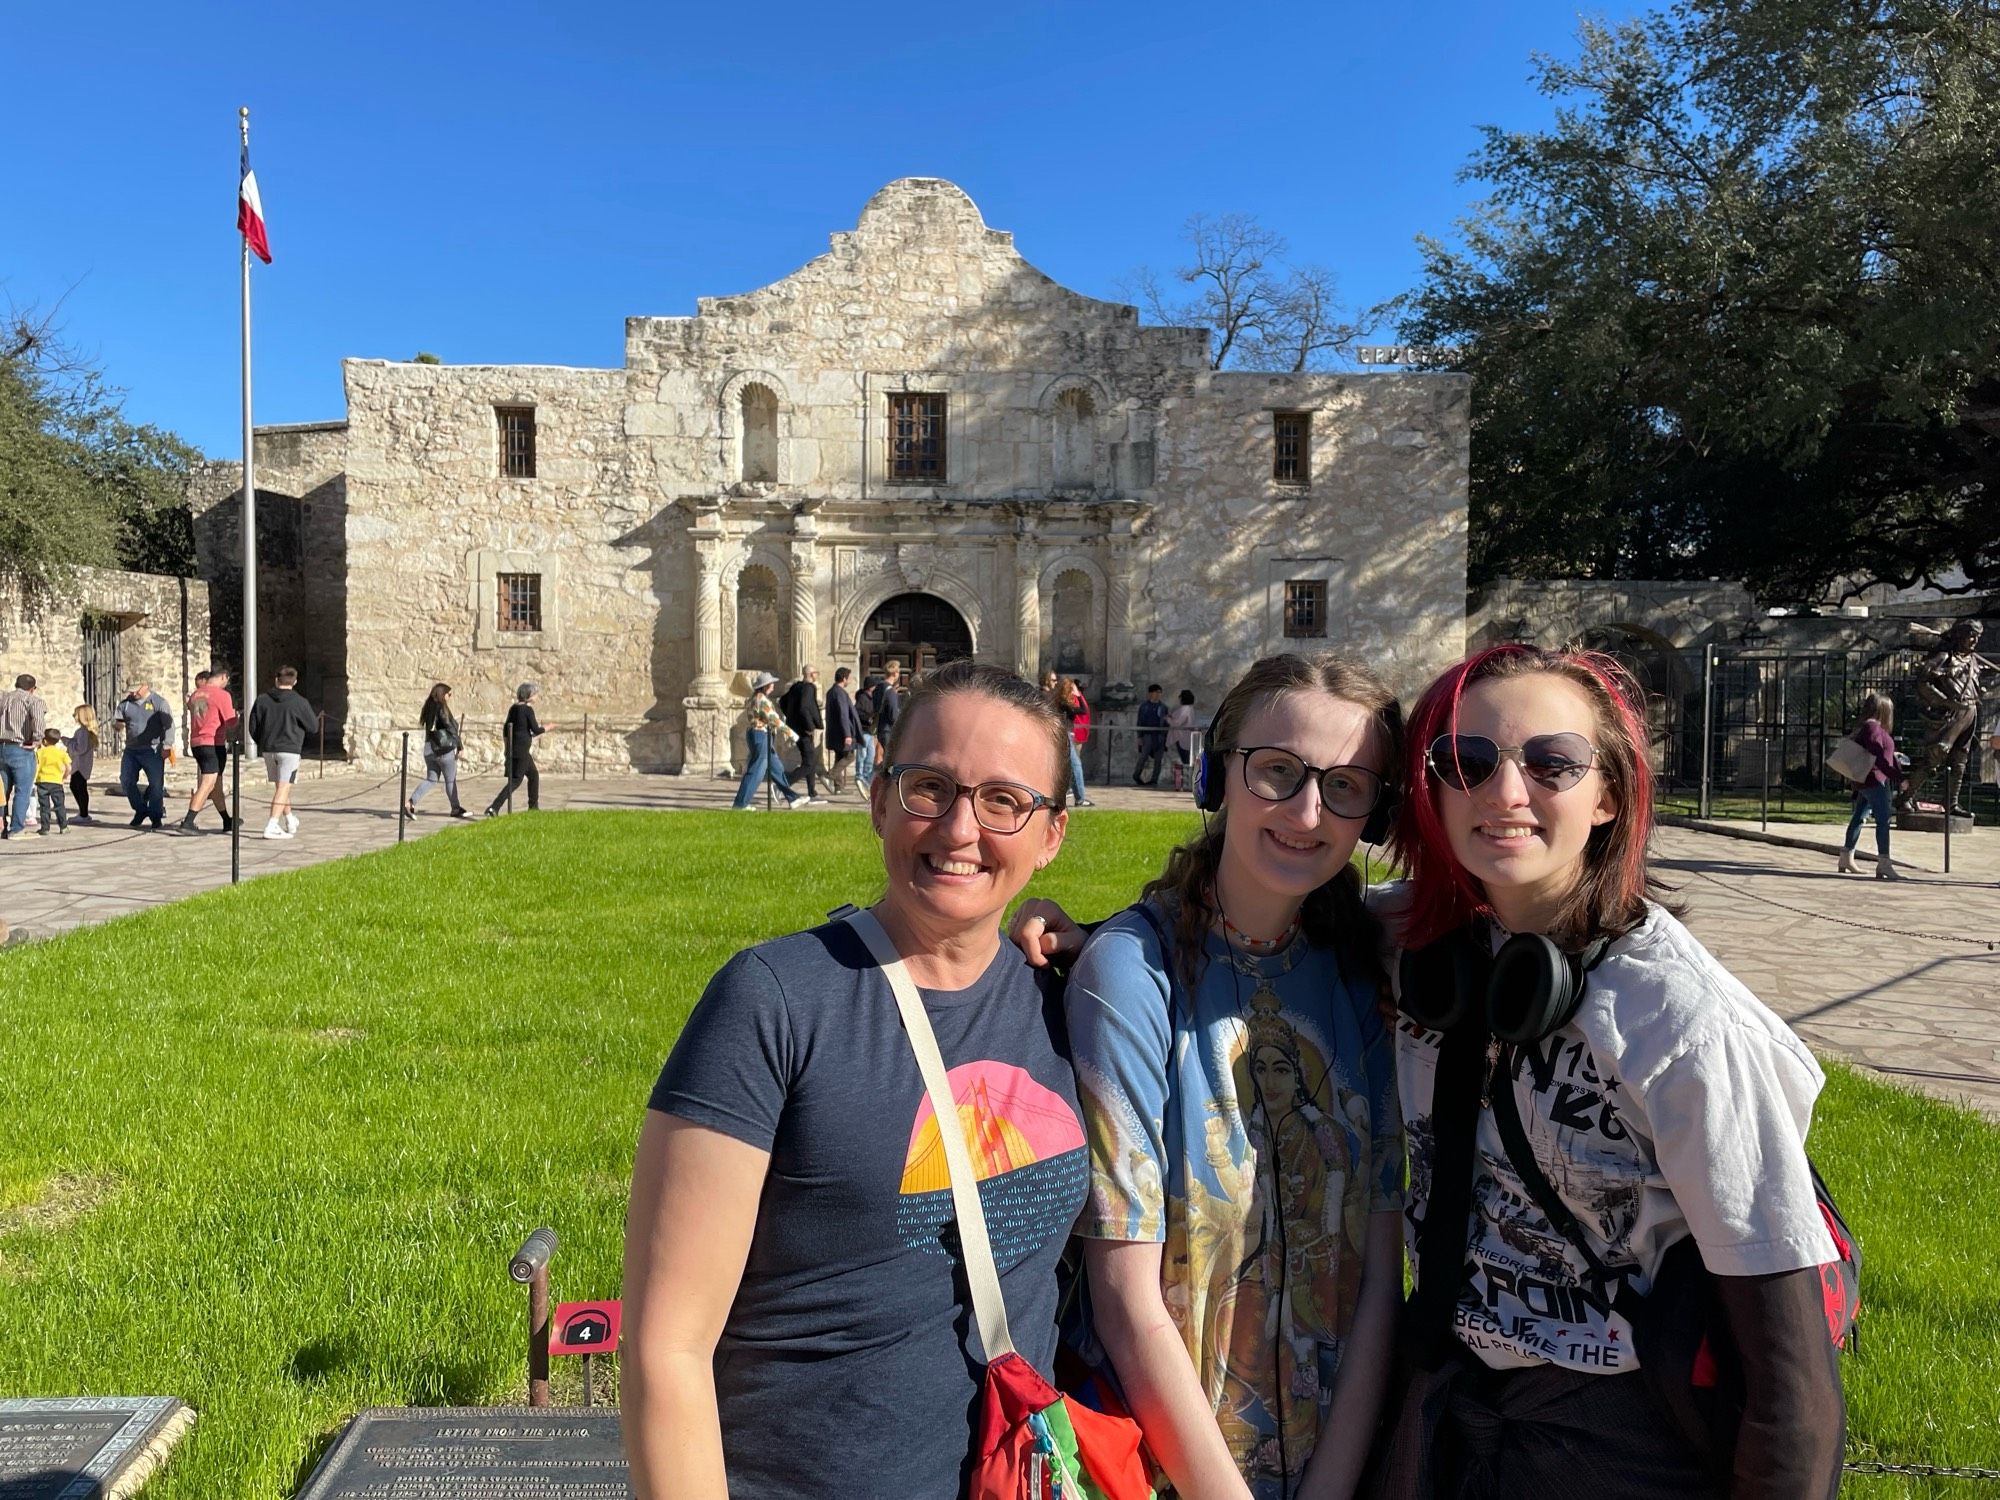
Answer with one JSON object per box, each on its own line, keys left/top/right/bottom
{"left": 1014, "top": 653, "right": 1409, "bottom": 1500}
{"left": 1378, "top": 644, "right": 1844, "bottom": 1499}
{"left": 408, "top": 683, "right": 469, "bottom": 818}
{"left": 1835, "top": 694, "right": 1901, "bottom": 879}
{"left": 624, "top": 661, "right": 1120, "bottom": 1498}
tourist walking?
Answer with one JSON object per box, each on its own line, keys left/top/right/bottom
{"left": 114, "top": 679, "right": 173, "bottom": 830}
{"left": 247, "top": 667, "right": 318, "bottom": 839}
{"left": 876, "top": 658, "right": 904, "bottom": 745}
{"left": 779, "top": 665, "right": 824, "bottom": 802}
{"left": 731, "top": 672, "right": 807, "bottom": 810}
{"left": 180, "top": 667, "right": 236, "bottom": 833}
{"left": 854, "top": 670, "right": 882, "bottom": 792}
{"left": 66, "top": 705, "right": 99, "bottom": 822}
{"left": 409, "top": 683, "right": 469, "bottom": 817}
{"left": 1838, "top": 692, "right": 1902, "bottom": 880}
{"left": 1167, "top": 688, "right": 1197, "bottom": 792}
{"left": 0, "top": 673, "right": 49, "bottom": 839}
{"left": 33, "top": 729, "right": 71, "bottom": 834}
{"left": 625, "top": 661, "right": 1083, "bottom": 1499}
{"left": 824, "top": 666, "right": 861, "bottom": 796}
{"left": 1057, "top": 675, "right": 1093, "bottom": 807}
{"left": 1133, "top": 682, "right": 1168, "bottom": 785}
{"left": 485, "top": 682, "right": 546, "bottom": 816}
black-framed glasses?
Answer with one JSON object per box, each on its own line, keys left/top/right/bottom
{"left": 1427, "top": 732, "right": 1598, "bottom": 793}
{"left": 882, "top": 763, "right": 1058, "bottom": 834}
{"left": 1230, "top": 747, "right": 1386, "bottom": 820}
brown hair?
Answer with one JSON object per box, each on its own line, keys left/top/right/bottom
{"left": 1859, "top": 692, "right": 1894, "bottom": 734}
{"left": 882, "top": 659, "right": 1072, "bottom": 806}
{"left": 1144, "top": 652, "right": 1405, "bottom": 988}
{"left": 1397, "top": 645, "right": 1676, "bottom": 951}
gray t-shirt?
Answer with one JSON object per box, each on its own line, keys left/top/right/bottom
{"left": 649, "top": 920, "right": 1089, "bottom": 1498}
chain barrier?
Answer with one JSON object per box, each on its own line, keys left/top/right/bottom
{"left": 1681, "top": 866, "right": 2000, "bottom": 951}
{"left": 1844, "top": 1459, "right": 2000, "bottom": 1481}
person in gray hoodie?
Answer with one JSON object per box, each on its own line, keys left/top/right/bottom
{"left": 246, "top": 666, "right": 319, "bottom": 839}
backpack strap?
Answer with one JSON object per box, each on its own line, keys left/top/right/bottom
{"left": 843, "top": 907, "right": 1018, "bottom": 1363}
{"left": 1487, "top": 1046, "right": 1643, "bottom": 1321}
{"left": 1405, "top": 1021, "right": 1488, "bottom": 1364}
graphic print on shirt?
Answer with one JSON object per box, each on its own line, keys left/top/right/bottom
{"left": 895, "top": 1060, "right": 1090, "bottom": 1265}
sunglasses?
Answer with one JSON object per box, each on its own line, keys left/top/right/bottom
{"left": 1426, "top": 732, "right": 1597, "bottom": 793}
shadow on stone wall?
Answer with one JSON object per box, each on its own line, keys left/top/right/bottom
{"left": 611, "top": 506, "right": 693, "bottom": 772}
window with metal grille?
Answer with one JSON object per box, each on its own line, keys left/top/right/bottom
{"left": 497, "top": 406, "right": 537, "bottom": 479}
{"left": 1273, "top": 411, "right": 1310, "bottom": 485}
{"left": 498, "top": 573, "right": 542, "bottom": 632}
{"left": 888, "top": 393, "right": 947, "bottom": 483}
{"left": 1283, "top": 579, "right": 1327, "bottom": 638}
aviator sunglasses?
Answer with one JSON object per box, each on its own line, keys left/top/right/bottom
{"left": 1426, "top": 732, "right": 1598, "bottom": 793}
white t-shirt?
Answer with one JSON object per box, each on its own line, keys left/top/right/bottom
{"left": 1392, "top": 899, "right": 1837, "bottom": 1374}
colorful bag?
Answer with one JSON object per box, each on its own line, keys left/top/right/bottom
{"left": 844, "top": 910, "right": 1154, "bottom": 1500}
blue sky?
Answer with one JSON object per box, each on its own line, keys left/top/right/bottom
{"left": 4, "top": 1, "right": 1636, "bottom": 457}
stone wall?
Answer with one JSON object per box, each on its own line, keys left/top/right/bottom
{"left": 0, "top": 567, "right": 210, "bottom": 727}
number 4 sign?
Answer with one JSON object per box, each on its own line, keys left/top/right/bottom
{"left": 550, "top": 1300, "right": 622, "bottom": 1356}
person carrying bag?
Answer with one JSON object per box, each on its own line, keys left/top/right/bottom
{"left": 847, "top": 906, "right": 1154, "bottom": 1500}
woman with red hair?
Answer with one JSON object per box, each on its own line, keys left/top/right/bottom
{"left": 1378, "top": 644, "right": 1844, "bottom": 1498}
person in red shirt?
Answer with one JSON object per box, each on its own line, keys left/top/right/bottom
{"left": 180, "top": 667, "right": 238, "bottom": 833}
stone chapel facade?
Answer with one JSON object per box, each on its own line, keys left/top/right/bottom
{"left": 203, "top": 178, "right": 1469, "bottom": 772}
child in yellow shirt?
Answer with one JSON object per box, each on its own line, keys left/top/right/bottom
{"left": 34, "top": 729, "right": 70, "bottom": 835}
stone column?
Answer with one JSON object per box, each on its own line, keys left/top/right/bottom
{"left": 693, "top": 536, "right": 725, "bottom": 692}
{"left": 1013, "top": 525, "right": 1040, "bottom": 680}
{"left": 789, "top": 533, "right": 817, "bottom": 674}
{"left": 680, "top": 508, "right": 737, "bottom": 777}
{"left": 1104, "top": 530, "right": 1135, "bottom": 704}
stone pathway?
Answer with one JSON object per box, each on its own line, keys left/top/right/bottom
{"left": 4, "top": 767, "right": 1997, "bottom": 1118}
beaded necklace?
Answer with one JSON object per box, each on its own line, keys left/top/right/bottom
{"left": 1219, "top": 910, "right": 1303, "bottom": 955}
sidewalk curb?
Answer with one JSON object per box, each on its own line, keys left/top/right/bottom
{"left": 1657, "top": 814, "right": 1931, "bottom": 873}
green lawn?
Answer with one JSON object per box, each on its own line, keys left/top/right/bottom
{"left": 1, "top": 811, "right": 1996, "bottom": 1496}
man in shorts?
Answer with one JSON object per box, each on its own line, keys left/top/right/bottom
{"left": 179, "top": 667, "right": 237, "bottom": 833}
{"left": 246, "top": 666, "right": 318, "bottom": 840}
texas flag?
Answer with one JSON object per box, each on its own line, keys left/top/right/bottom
{"left": 238, "top": 143, "right": 271, "bottom": 264}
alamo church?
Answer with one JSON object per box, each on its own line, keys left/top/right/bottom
{"left": 192, "top": 178, "right": 1470, "bottom": 772}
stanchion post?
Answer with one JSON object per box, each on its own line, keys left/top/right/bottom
{"left": 582, "top": 713, "right": 589, "bottom": 784}
{"left": 505, "top": 729, "right": 515, "bottom": 816}
{"left": 230, "top": 726, "right": 242, "bottom": 885}
{"left": 508, "top": 1227, "right": 558, "bottom": 1408}
{"left": 318, "top": 712, "right": 326, "bottom": 777}
{"left": 398, "top": 732, "right": 409, "bottom": 845}
{"left": 1945, "top": 762, "right": 1954, "bottom": 875}
{"left": 1699, "top": 645, "right": 1715, "bottom": 820}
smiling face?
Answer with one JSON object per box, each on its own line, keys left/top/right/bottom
{"left": 871, "top": 691, "right": 1068, "bottom": 938}
{"left": 1437, "top": 671, "right": 1619, "bottom": 933}
{"left": 1216, "top": 690, "right": 1383, "bottom": 919}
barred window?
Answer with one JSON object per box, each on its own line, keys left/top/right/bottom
{"left": 888, "top": 393, "right": 947, "bottom": 483}
{"left": 498, "top": 572, "right": 542, "bottom": 632}
{"left": 1273, "top": 411, "right": 1310, "bottom": 485}
{"left": 497, "top": 406, "right": 537, "bottom": 479}
{"left": 1283, "top": 579, "right": 1327, "bottom": 638}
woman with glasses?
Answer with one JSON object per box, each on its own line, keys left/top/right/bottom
{"left": 1016, "top": 653, "right": 1408, "bottom": 1500}
{"left": 624, "top": 660, "right": 1086, "bottom": 1500}
{"left": 1378, "top": 645, "right": 1842, "bottom": 1498}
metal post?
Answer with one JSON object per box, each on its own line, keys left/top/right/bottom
{"left": 398, "top": 732, "right": 409, "bottom": 845}
{"left": 239, "top": 108, "right": 259, "bottom": 759}
{"left": 509, "top": 1227, "right": 558, "bottom": 1408}
{"left": 581, "top": 713, "right": 589, "bottom": 784}
{"left": 1699, "top": 645, "right": 1715, "bottom": 820}
{"left": 1944, "top": 762, "right": 1953, "bottom": 875}
{"left": 229, "top": 728, "right": 242, "bottom": 885}
{"left": 505, "top": 729, "right": 515, "bottom": 816}
{"left": 582, "top": 1352, "right": 594, "bottom": 1408}
{"left": 318, "top": 712, "right": 326, "bottom": 777}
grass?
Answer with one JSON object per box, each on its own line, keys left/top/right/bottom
{"left": 1, "top": 811, "right": 1996, "bottom": 1496}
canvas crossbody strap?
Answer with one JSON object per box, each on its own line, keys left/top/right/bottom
{"left": 843, "top": 907, "right": 1018, "bottom": 1363}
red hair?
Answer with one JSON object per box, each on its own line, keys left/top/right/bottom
{"left": 1393, "top": 644, "right": 1658, "bottom": 950}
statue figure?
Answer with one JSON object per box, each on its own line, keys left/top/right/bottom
{"left": 1895, "top": 619, "right": 1999, "bottom": 818}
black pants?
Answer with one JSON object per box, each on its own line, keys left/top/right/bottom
{"left": 793, "top": 733, "right": 818, "bottom": 797}
{"left": 36, "top": 783, "right": 68, "bottom": 831}
{"left": 70, "top": 772, "right": 91, "bottom": 817}
{"left": 1134, "top": 739, "right": 1165, "bottom": 784}
{"left": 489, "top": 746, "right": 539, "bottom": 813}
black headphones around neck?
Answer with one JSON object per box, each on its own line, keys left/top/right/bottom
{"left": 1397, "top": 924, "right": 1612, "bottom": 1043}
{"left": 1194, "top": 720, "right": 1398, "bottom": 845}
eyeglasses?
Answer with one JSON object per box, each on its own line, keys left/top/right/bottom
{"left": 1229, "top": 747, "right": 1387, "bottom": 820}
{"left": 1426, "top": 733, "right": 1597, "bottom": 793}
{"left": 882, "top": 763, "right": 1058, "bottom": 834}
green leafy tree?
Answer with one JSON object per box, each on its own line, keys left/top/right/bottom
{"left": 1403, "top": 1, "right": 2000, "bottom": 603}
{"left": 1, "top": 306, "right": 201, "bottom": 588}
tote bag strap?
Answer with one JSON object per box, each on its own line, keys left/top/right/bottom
{"left": 843, "top": 907, "right": 1018, "bottom": 1363}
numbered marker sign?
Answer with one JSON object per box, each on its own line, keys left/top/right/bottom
{"left": 550, "top": 1300, "right": 622, "bottom": 1356}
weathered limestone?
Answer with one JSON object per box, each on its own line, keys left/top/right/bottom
{"left": 222, "top": 178, "right": 1469, "bottom": 770}
{"left": 0, "top": 567, "right": 210, "bottom": 719}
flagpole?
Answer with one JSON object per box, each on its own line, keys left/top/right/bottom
{"left": 239, "top": 105, "right": 258, "bottom": 754}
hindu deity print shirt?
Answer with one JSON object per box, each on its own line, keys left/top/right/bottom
{"left": 1392, "top": 900, "right": 1837, "bottom": 1375}
{"left": 1065, "top": 901, "right": 1404, "bottom": 1496}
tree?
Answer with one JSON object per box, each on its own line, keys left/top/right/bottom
{"left": 1125, "top": 214, "right": 1370, "bottom": 371}
{"left": 1402, "top": 0, "right": 2000, "bottom": 604}
{"left": 0, "top": 303, "right": 200, "bottom": 589}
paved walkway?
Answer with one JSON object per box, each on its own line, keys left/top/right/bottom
{"left": 5, "top": 767, "right": 1997, "bottom": 1117}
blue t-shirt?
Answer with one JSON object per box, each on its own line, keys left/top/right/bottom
{"left": 649, "top": 920, "right": 1090, "bottom": 1499}
{"left": 1066, "top": 900, "right": 1405, "bottom": 1496}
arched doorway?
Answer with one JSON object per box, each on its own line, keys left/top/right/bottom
{"left": 860, "top": 593, "right": 972, "bottom": 678}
